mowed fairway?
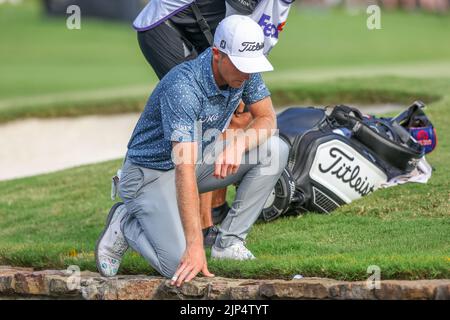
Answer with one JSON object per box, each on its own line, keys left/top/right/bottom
{"left": 0, "top": 2, "right": 449, "bottom": 280}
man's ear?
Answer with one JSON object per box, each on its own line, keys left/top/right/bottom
{"left": 212, "top": 47, "right": 222, "bottom": 64}
{"left": 212, "top": 47, "right": 219, "bottom": 57}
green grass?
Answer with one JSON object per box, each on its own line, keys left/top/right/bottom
{"left": 0, "top": 0, "right": 155, "bottom": 100}
{"left": 0, "top": 76, "right": 448, "bottom": 280}
{"left": 0, "top": 2, "right": 449, "bottom": 280}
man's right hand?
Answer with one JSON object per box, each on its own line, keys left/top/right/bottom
{"left": 214, "top": 134, "right": 246, "bottom": 179}
{"left": 171, "top": 243, "right": 214, "bottom": 287}
{"left": 171, "top": 141, "right": 215, "bottom": 287}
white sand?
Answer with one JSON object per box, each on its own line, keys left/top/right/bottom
{"left": 0, "top": 104, "right": 402, "bottom": 181}
{"left": 0, "top": 113, "right": 140, "bottom": 181}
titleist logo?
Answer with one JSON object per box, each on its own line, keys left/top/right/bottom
{"left": 239, "top": 42, "right": 264, "bottom": 52}
{"left": 318, "top": 147, "right": 375, "bottom": 196}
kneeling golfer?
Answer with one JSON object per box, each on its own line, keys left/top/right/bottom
{"left": 95, "top": 15, "right": 289, "bottom": 286}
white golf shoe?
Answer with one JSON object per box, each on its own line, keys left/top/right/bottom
{"left": 211, "top": 242, "right": 256, "bottom": 261}
{"left": 95, "top": 202, "right": 129, "bottom": 277}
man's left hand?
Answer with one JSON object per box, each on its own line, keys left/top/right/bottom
{"left": 214, "top": 136, "right": 246, "bottom": 179}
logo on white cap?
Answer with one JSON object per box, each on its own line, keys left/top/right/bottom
{"left": 213, "top": 15, "right": 274, "bottom": 74}
{"left": 239, "top": 42, "right": 264, "bottom": 53}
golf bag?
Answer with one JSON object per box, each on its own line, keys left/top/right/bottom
{"left": 260, "top": 101, "right": 436, "bottom": 221}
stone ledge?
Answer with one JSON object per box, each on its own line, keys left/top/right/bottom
{"left": 0, "top": 266, "right": 448, "bottom": 300}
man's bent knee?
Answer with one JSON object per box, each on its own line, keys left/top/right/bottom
{"left": 158, "top": 246, "right": 184, "bottom": 278}
{"left": 259, "top": 135, "right": 290, "bottom": 176}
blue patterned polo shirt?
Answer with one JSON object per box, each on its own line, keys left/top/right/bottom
{"left": 126, "top": 48, "right": 271, "bottom": 170}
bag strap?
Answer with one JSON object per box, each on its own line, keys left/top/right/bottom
{"left": 328, "top": 105, "right": 424, "bottom": 172}
{"left": 391, "top": 100, "right": 426, "bottom": 128}
{"left": 329, "top": 105, "right": 364, "bottom": 127}
{"left": 191, "top": 2, "right": 214, "bottom": 46}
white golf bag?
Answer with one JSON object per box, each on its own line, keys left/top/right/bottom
{"left": 260, "top": 101, "right": 433, "bottom": 221}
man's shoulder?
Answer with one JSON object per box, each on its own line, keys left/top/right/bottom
{"left": 152, "top": 63, "right": 203, "bottom": 115}
{"left": 159, "top": 62, "right": 200, "bottom": 94}
{"left": 244, "top": 73, "right": 266, "bottom": 89}
{"left": 161, "top": 48, "right": 211, "bottom": 89}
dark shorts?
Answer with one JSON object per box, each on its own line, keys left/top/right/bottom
{"left": 137, "top": 0, "right": 225, "bottom": 80}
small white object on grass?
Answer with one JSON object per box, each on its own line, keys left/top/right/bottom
{"left": 293, "top": 274, "right": 304, "bottom": 280}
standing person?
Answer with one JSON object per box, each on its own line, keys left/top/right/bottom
{"left": 133, "top": 0, "right": 295, "bottom": 245}
{"left": 95, "top": 16, "right": 290, "bottom": 285}
{"left": 205, "top": 0, "right": 295, "bottom": 241}
{"left": 133, "top": 0, "right": 293, "bottom": 79}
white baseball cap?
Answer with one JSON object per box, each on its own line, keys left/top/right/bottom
{"left": 213, "top": 15, "right": 274, "bottom": 74}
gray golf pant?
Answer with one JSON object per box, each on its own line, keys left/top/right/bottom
{"left": 118, "top": 136, "right": 289, "bottom": 278}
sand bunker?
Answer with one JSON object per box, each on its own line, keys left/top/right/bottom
{"left": 0, "top": 104, "right": 402, "bottom": 181}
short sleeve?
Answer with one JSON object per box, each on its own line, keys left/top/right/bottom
{"left": 241, "top": 73, "right": 271, "bottom": 106}
{"left": 159, "top": 84, "right": 200, "bottom": 143}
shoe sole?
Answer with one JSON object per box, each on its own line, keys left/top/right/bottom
{"left": 95, "top": 201, "right": 124, "bottom": 277}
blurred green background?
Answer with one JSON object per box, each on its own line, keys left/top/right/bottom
{"left": 1, "top": 0, "right": 449, "bottom": 112}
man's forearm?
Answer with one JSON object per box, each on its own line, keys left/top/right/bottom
{"left": 238, "top": 114, "right": 276, "bottom": 152}
{"left": 175, "top": 165, "right": 203, "bottom": 247}
{"left": 227, "top": 97, "right": 277, "bottom": 152}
